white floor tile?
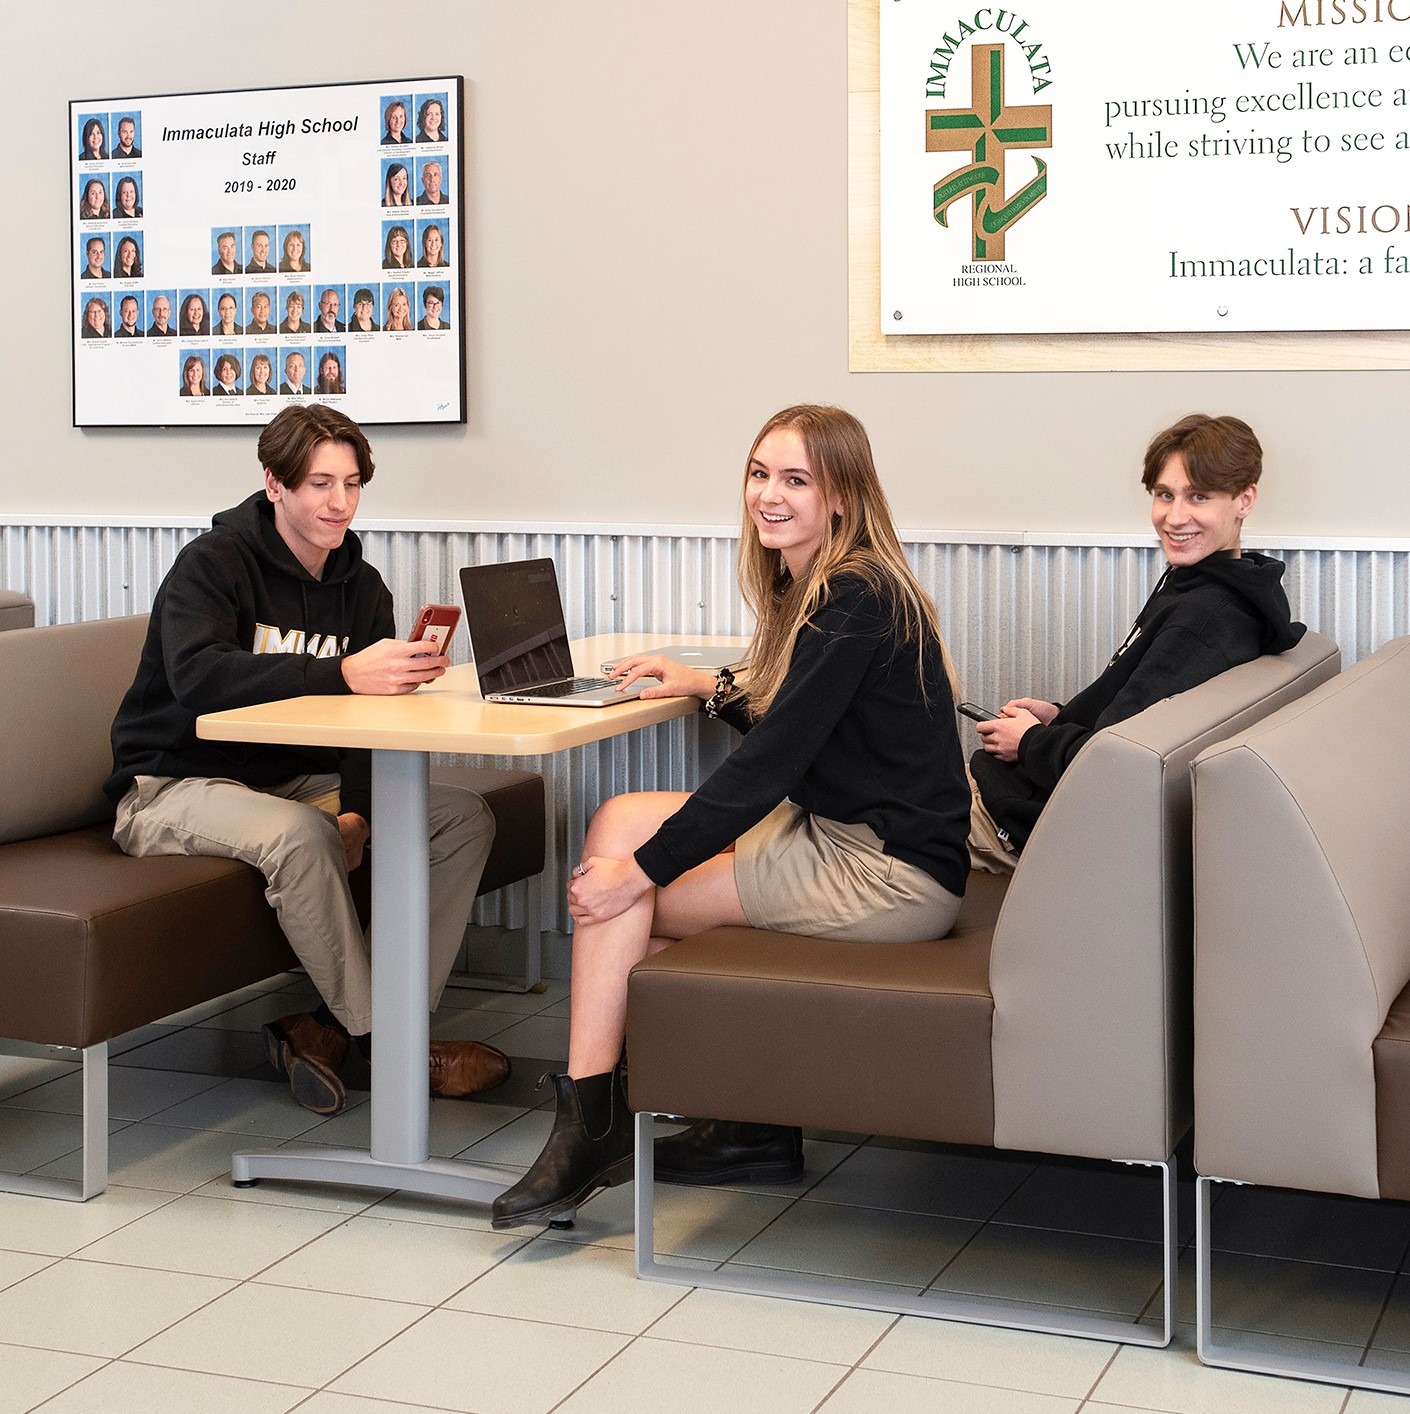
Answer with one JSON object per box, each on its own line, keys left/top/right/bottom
{"left": 331, "top": 1306, "right": 628, "bottom": 1413}
{"left": 36, "top": 1360, "right": 311, "bottom": 1413}
{"left": 647, "top": 1284, "right": 895, "bottom": 1363}
{"left": 108, "top": 1023, "right": 182, "bottom": 1057}
{"left": 0, "top": 1107, "right": 112, "bottom": 1174}
{"left": 481, "top": 1014, "right": 570, "bottom": 1062}
{"left": 456, "top": 1108, "right": 552, "bottom": 1167}
{"left": 448, "top": 1239, "right": 705, "bottom": 1333}
{"left": 808, "top": 1143, "right": 1034, "bottom": 1221}
{"left": 196, "top": 990, "right": 321, "bottom": 1033}
{"left": 1210, "top": 1184, "right": 1410, "bottom": 1270}
{"left": 732, "top": 1198, "right": 978, "bottom": 1287}
{"left": 990, "top": 1158, "right": 1176, "bottom": 1243}
{"left": 439, "top": 978, "right": 569, "bottom": 1015}
{"left": 129, "top": 1282, "right": 426, "bottom": 1386}
{"left": 157, "top": 983, "right": 276, "bottom": 1027}
{"left": 301, "top": 1095, "right": 521, "bottom": 1158}
{"left": 361, "top": 1188, "right": 505, "bottom": 1232}
{"left": 0, "top": 1186, "right": 177, "bottom": 1264}
{"left": 0, "top": 1343, "right": 105, "bottom": 1414}
{"left": 110, "top": 1026, "right": 269, "bottom": 1077}
{"left": 1090, "top": 1342, "right": 1350, "bottom": 1413}
{"left": 0, "top": 1258, "right": 233, "bottom": 1356}
{"left": 555, "top": 1335, "right": 846, "bottom": 1414}
{"left": 1365, "top": 1270, "right": 1410, "bottom": 1352}
{"left": 820, "top": 1367, "right": 1081, "bottom": 1413}
{"left": 430, "top": 1008, "right": 529, "bottom": 1045}
{"left": 1347, "top": 1387, "right": 1410, "bottom": 1410}
{"left": 146, "top": 1077, "right": 332, "bottom": 1138}
{"left": 1, "top": 1065, "right": 222, "bottom": 1122}
{"left": 259, "top": 1214, "right": 526, "bottom": 1304}
{"left": 541, "top": 1177, "right": 793, "bottom": 1259}
{"left": 75, "top": 1192, "right": 349, "bottom": 1279}
{"left": 189, "top": 1171, "right": 390, "bottom": 1214}
{"left": 30, "top": 1120, "right": 247, "bottom": 1193}
{"left": 295, "top": 1395, "right": 462, "bottom": 1414}
{"left": 1201, "top": 1248, "right": 1392, "bottom": 1346}
{"left": 931, "top": 1223, "right": 1165, "bottom": 1317}
{"left": 0, "top": 1246, "right": 57, "bottom": 1290}
{"left": 0, "top": 1054, "right": 77, "bottom": 1102}
{"left": 863, "top": 1314, "right": 1116, "bottom": 1396}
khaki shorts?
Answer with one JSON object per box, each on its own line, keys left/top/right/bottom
{"left": 965, "top": 761, "right": 1018, "bottom": 876}
{"left": 733, "top": 801, "right": 962, "bottom": 943}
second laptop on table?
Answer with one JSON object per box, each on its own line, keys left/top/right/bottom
{"left": 459, "top": 558, "right": 740, "bottom": 707}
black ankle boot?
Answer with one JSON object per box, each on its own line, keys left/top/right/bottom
{"left": 653, "top": 1118, "right": 804, "bottom": 1186}
{"left": 490, "top": 1063, "right": 633, "bottom": 1230}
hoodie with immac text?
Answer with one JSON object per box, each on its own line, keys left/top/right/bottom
{"left": 105, "top": 491, "right": 393, "bottom": 818}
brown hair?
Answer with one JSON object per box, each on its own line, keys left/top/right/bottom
{"left": 257, "top": 405, "right": 375, "bottom": 489}
{"left": 737, "top": 405, "right": 956, "bottom": 715}
{"left": 1142, "top": 414, "right": 1262, "bottom": 495}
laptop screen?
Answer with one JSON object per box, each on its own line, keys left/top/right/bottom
{"left": 459, "top": 559, "right": 577, "bottom": 695}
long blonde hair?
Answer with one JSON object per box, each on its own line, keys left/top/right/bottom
{"left": 736, "top": 405, "right": 957, "bottom": 715}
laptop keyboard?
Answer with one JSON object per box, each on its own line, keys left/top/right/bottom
{"left": 529, "top": 676, "right": 614, "bottom": 697}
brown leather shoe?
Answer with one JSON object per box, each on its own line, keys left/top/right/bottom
{"left": 429, "top": 1040, "right": 511, "bottom": 1097}
{"left": 262, "top": 1011, "right": 350, "bottom": 1074}
{"left": 261, "top": 1012, "right": 350, "bottom": 1116}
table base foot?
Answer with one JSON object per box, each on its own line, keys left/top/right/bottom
{"left": 230, "top": 1144, "right": 515, "bottom": 1204}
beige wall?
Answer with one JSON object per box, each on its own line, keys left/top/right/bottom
{"left": 4, "top": 1, "right": 1407, "bottom": 537}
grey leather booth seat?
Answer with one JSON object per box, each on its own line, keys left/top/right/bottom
{"left": 1192, "top": 634, "right": 1410, "bottom": 1395}
{"left": 0, "top": 591, "right": 35, "bottom": 631}
{"left": 0, "top": 614, "right": 545, "bottom": 1199}
{"left": 627, "top": 630, "right": 1339, "bottom": 1345}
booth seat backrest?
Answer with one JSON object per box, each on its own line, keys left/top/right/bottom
{"left": 1193, "top": 635, "right": 1410, "bottom": 1199}
{"left": 989, "top": 629, "right": 1340, "bottom": 1163}
{"left": 0, "top": 615, "right": 148, "bottom": 846}
{"left": 0, "top": 591, "right": 35, "bottom": 632}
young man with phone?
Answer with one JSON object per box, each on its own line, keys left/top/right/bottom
{"left": 105, "top": 405, "right": 509, "bottom": 1115}
{"left": 967, "top": 413, "right": 1305, "bottom": 871}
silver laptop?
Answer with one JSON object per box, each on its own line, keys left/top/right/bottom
{"left": 599, "top": 643, "right": 741, "bottom": 675}
{"left": 459, "top": 558, "right": 648, "bottom": 708}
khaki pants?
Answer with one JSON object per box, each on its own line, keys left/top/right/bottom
{"left": 965, "top": 762, "right": 1018, "bottom": 876}
{"left": 113, "top": 772, "right": 494, "bottom": 1033}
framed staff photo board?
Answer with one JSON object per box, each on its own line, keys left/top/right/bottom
{"left": 70, "top": 76, "right": 466, "bottom": 428}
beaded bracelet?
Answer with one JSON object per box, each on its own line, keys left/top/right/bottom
{"left": 703, "top": 666, "right": 737, "bottom": 720}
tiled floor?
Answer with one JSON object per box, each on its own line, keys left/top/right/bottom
{"left": 1, "top": 969, "right": 1408, "bottom": 1412}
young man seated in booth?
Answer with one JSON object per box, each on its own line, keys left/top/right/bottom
{"left": 105, "top": 405, "right": 509, "bottom": 1116}
{"left": 967, "top": 412, "right": 1305, "bottom": 872}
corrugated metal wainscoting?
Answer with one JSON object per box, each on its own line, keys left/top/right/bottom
{"left": 3, "top": 521, "right": 1405, "bottom": 935}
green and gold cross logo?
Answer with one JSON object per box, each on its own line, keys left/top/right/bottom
{"left": 926, "top": 43, "right": 1051, "bottom": 260}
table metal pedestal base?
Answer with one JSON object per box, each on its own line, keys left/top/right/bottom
{"left": 230, "top": 1144, "right": 513, "bottom": 1204}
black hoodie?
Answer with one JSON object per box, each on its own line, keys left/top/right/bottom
{"left": 970, "top": 550, "right": 1305, "bottom": 851}
{"left": 105, "top": 491, "right": 394, "bottom": 818}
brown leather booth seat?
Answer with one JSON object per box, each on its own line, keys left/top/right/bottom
{"left": 628, "top": 871, "right": 1006, "bottom": 1146}
{"left": 1374, "top": 979, "right": 1410, "bottom": 1202}
{"left": 0, "top": 826, "right": 295, "bottom": 1050}
{"left": 433, "top": 766, "right": 544, "bottom": 897}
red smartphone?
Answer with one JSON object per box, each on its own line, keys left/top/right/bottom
{"left": 407, "top": 603, "right": 461, "bottom": 655}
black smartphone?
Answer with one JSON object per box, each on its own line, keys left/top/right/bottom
{"left": 958, "top": 701, "right": 998, "bottom": 722}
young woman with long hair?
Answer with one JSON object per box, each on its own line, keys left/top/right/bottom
{"left": 492, "top": 404, "right": 971, "bottom": 1229}
{"left": 382, "top": 162, "right": 411, "bottom": 207}
{"left": 113, "top": 236, "right": 143, "bottom": 279}
{"left": 79, "top": 178, "right": 110, "bottom": 220}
